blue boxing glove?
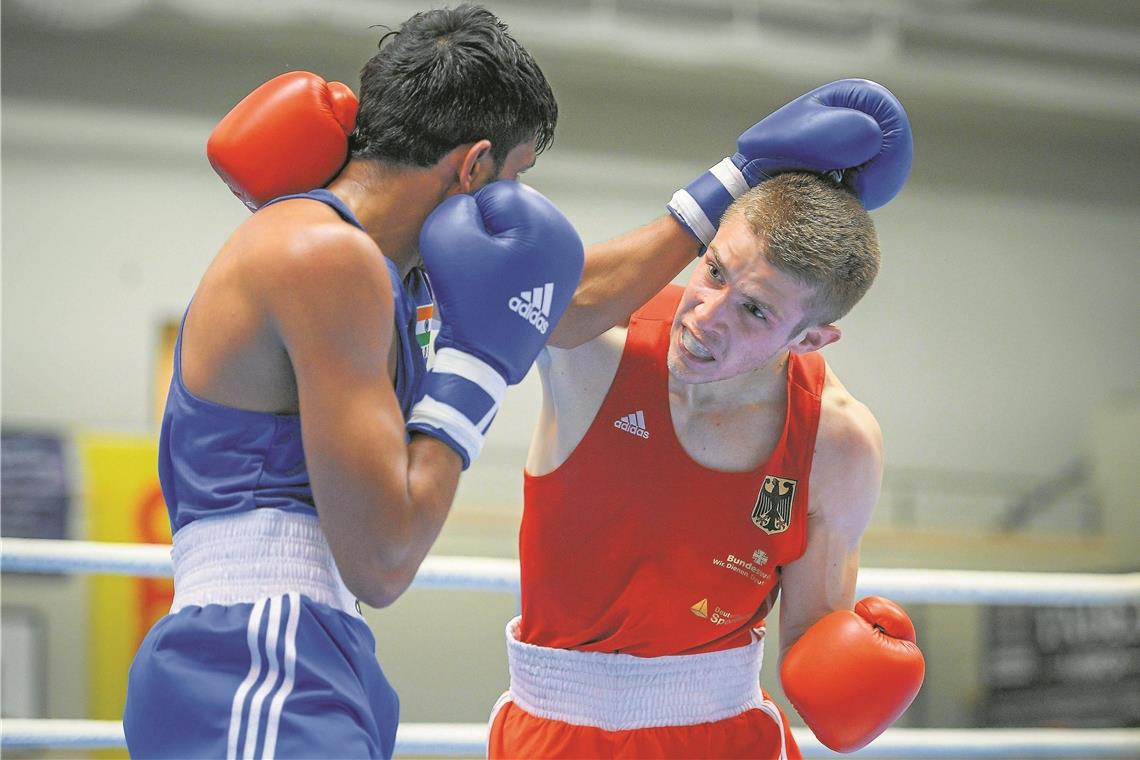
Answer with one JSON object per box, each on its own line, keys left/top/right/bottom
{"left": 407, "top": 181, "right": 584, "bottom": 468}
{"left": 668, "top": 78, "right": 913, "bottom": 247}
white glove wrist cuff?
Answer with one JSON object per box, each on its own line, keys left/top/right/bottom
{"left": 431, "top": 348, "right": 508, "bottom": 402}
{"left": 407, "top": 348, "right": 507, "bottom": 466}
{"left": 710, "top": 156, "right": 749, "bottom": 198}
{"left": 667, "top": 190, "right": 716, "bottom": 247}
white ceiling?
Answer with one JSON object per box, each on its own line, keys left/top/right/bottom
{"left": 3, "top": 0, "right": 1137, "bottom": 206}
{"left": 8, "top": 0, "right": 1140, "bottom": 121}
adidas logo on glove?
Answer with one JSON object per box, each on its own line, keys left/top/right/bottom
{"left": 508, "top": 283, "right": 554, "bottom": 334}
{"left": 614, "top": 410, "right": 650, "bottom": 439}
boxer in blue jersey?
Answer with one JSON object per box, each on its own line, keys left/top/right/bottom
{"left": 122, "top": 7, "right": 582, "bottom": 758}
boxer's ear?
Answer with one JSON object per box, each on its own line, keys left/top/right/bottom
{"left": 789, "top": 323, "right": 840, "bottom": 354}
{"left": 457, "top": 140, "right": 495, "bottom": 193}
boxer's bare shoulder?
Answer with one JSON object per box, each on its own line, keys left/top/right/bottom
{"left": 527, "top": 326, "right": 627, "bottom": 475}
{"left": 181, "top": 199, "right": 388, "bottom": 414}
{"left": 809, "top": 363, "right": 883, "bottom": 530}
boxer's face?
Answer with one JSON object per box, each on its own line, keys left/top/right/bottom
{"left": 667, "top": 216, "right": 818, "bottom": 384}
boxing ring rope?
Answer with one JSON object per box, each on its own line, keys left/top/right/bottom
{"left": 3, "top": 537, "right": 1140, "bottom": 757}
{"left": 5, "top": 537, "right": 1140, "bottom": 604}
{"left": 4, "top": 720, "right": 1139, "bottom": 758}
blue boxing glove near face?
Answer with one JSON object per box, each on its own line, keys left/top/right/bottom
{"left": 407, "top": 181, "right": 584, "bottom": 468}
{"left": 668, "top": 78, "right": 914, "bottom": 247}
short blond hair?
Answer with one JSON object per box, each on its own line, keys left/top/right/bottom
{"left": 723, "top": 172, "right": 880, "bottom": 328}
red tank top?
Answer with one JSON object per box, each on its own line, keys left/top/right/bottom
{"left": 520, "top": 285, "right": 825, "bottom": 657}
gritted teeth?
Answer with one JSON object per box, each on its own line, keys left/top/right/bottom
{"left": 682, "top": 327, "right": 714, "bottom": 360}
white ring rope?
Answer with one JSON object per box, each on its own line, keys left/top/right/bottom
{"left": 3, "top": 537, "right": 1139, "bottom": 605}
{"left": 2, "top": 720, "right": 1138, "bottom": 757}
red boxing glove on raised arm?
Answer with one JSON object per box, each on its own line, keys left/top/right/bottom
{"left": 780, "top": 596, "right": 925, "bottom": 753}
{"left": 207, "top": 71, "right": 358, "bottom": 210}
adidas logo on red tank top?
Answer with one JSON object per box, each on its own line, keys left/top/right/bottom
{"left": 613, "top": 410, "right": 650, "bottom": 439}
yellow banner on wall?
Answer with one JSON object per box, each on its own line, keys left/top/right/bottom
{"left": 79, "top": 432, "right": 171, "bottom": 758}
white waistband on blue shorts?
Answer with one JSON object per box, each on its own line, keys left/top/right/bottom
{"left": 170, "top": 508, "right": 361, "bottom": 619}
{"left": 505, "top": 616, "right": 765, "bottom": 731}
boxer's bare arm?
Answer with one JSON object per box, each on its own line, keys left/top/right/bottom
{"left": 528, "top": 328, "right": 626, "bottom": 475}
{"left": 260, "top": 217, "right": 461, "bottom": 609}
{"left": 776, "top": 373, "right": 883, "bottom": 660}
{"left": 547, "top": 216, "right": 698, "bottom": 349}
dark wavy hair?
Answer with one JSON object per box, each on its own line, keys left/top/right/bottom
{"left": 349, "top": 4, "right": 558, "bottom": 170}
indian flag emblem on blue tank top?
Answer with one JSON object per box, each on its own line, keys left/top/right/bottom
{"left": 415, "top": 304, "right": 437, "bottom": 360}
{"left": 752, "top": 475, "right": 796, "bottom": 535}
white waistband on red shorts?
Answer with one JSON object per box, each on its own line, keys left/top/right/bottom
{"left": 170, "top": 508, "right": 361, "bottom": 619}
{"left": 504, "top": 616, "right": 765, "bottom": 731}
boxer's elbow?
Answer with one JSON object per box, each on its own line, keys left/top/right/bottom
{"left": 351, "top": 578, "right": 406, "bottom": 610}
{"left": 324, "top": 449, "right": 455, "bottom": 609}
{"left": 545, "top": 309, "right": 591, "bottom": 348}
{"left": 333, "top": 520, "right": 419, "bottom": 609}
{"left": 342, "top": 549, "right": 417, "bottom": 609}
{"left": 546, "top": 310, "right": 622, "bottom": 349}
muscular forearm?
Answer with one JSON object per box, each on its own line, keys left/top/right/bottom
{"left": 547, "top": 215, "right": 698, "bottom": 348}
{"left": 389, "top": 434, "right": 464, "bottom": 592}
{"left": 342, "top": 435, "right": 462, "bottom": 609}
{"left": 305, "top": 392, "right": 463, "bottom": 609}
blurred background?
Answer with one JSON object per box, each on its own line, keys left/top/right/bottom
{"left": 2, "top": 0, "right": 1138, "bottom": 754}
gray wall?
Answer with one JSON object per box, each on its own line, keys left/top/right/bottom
{"left": 3, "top": 0, "right": 1138, "bottom": 738}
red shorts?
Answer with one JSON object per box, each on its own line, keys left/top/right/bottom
{"left": 487, "top": 617, "right": 801, "bottom": 759}
{"left": 488, "top": 690, "right": 800, "bottom": 759}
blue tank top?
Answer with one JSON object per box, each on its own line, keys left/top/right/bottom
{"left": 158, "top": 189, "right": 431, "bottom": 532}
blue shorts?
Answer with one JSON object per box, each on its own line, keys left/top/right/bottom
{"left": 124, "top": 592, "right": 399, "bottom": 759}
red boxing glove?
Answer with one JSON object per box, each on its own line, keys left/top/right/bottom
{"left": 780, "top": 596, "right": 925, "bottom": 753}
{"left": 207, "top": 71, "right": 357, "bottom": 210}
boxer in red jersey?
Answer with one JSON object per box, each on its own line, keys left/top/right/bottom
{"left": 199, "top": 73, "right": 926, "bottom": 757}
{"left": 488, "top": 85, "right": 926, "bottom": 758}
